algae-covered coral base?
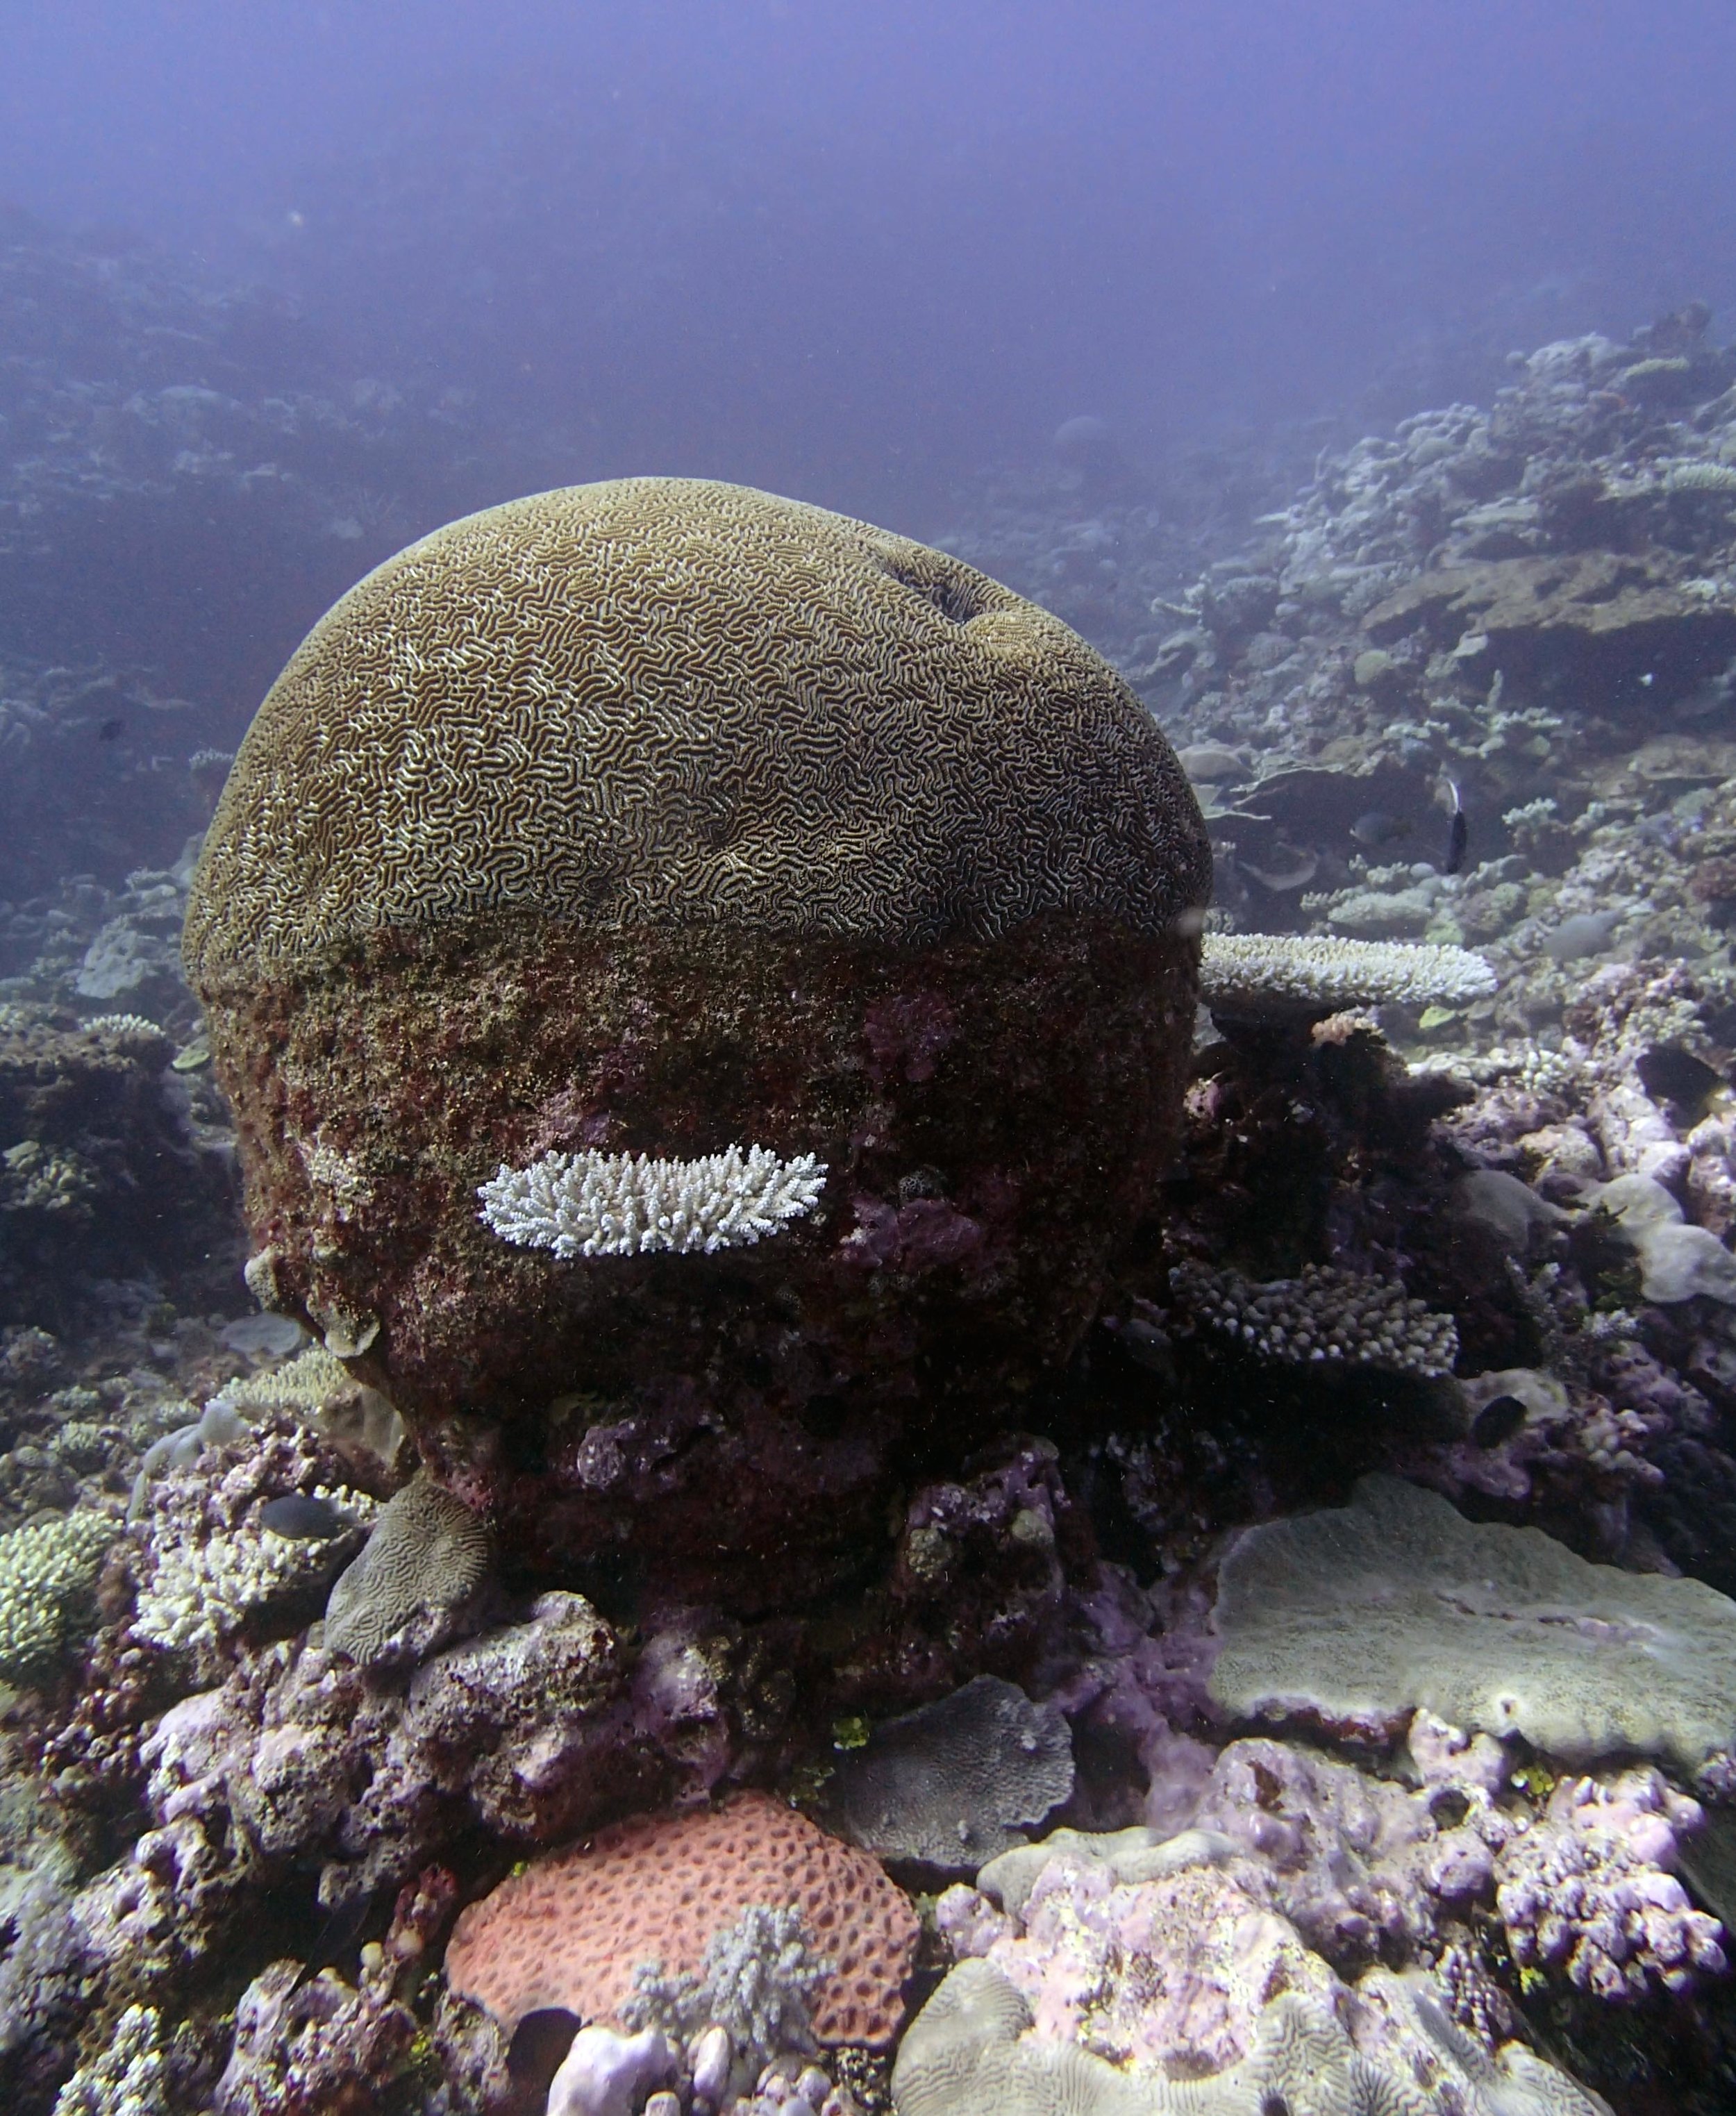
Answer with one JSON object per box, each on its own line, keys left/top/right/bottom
{"left": 207, "top": 912, "right": 1196, "bottom": 1604}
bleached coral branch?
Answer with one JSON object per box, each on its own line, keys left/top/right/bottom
{"left": 478, "top": 1144, "right": 828, "bottom": 1260}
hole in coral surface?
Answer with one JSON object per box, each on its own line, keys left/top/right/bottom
{"left": 508, "top": 2009, "right": 581, "bottom": 2113}
{"left": 879, "top": 551, "right": 988, "bottom": 625}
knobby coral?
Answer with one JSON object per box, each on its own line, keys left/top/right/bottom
{"left": 1169, "top": 1260, "right": 1459, "bottom": 1379}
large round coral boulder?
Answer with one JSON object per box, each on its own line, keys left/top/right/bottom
{"left": 185, "top": 478, "right": 1209, "bottom": 1606}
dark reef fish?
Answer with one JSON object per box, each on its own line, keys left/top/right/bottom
{"left": 260, "top": 1492, "right": 351, "bottom": 1540}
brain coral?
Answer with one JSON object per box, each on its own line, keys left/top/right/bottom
{"left": 183, "top": 479, "right": 1209, "bottom": 1608}
{"left": 442, "top": 1791, "right": 917, "bottom": 2049}
{"left": 185, "top": 478, "right": 1207, "bottom": 983}
{"left": 323, "top": 1472, "right": 491, "bottom": 1667}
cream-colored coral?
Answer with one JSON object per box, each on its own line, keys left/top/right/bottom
{"left": 134, "top": 1474, "right": 376, "bottom": 1660}
{"left": 1169, "top": 1258, "right": 1458, "bottom": 1379}
{"left": 0, "top": 1140, "right": 100, "bottom": 1219}
{"left": 1200, "top": 932, "right": 1496, "bottom": 1017}
{"left": 51, "top": 2002, "right": 169, "bottom": 2116}
{"left": 478, "top": 1144, "right": 828, "bottom": 1259}
{"left": 0, "top": 1508, "right": 121, "bottom": 1683}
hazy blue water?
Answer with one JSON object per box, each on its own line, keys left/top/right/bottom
{"left": 3, "top": 0, "right": 1734, "bottom": 529}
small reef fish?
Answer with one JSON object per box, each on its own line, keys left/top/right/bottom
{"left": 1350, "top": 810, "right": 1411, "bottom": 849}
{"left": 1442, "top": 780, "right": 1469, "bottom": 875}
{"left": 1544, "top": 909, "right": 1621, "bottom": 963}
{"left": 259, "top": 1493, "right": 352, "bottom": 1540}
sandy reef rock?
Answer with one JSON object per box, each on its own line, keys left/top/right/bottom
{"left": 183, "top": 476, "right": 1210, "bottom": 1605}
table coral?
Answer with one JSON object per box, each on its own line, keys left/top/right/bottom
{"left": 1210, "top": 1474, "right": 1736, "bottom": 1772}
{"left": 1199, "top": 931, "right": 1496, "bottom": 1018}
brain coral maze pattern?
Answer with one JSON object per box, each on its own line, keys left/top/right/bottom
{"left": 183, "top": 478, "right": 1209, "bottom": 983}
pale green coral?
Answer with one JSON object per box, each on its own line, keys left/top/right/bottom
{"left": 51, "top": 2002, "right": 169, "bottom": 2115}
{"left": 0, "top": 1508, "right": 121, "bottom": 1683}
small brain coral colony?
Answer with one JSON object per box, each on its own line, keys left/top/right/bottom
{"left": 182, "top": 477, "right": 1211, "bottom": 1602}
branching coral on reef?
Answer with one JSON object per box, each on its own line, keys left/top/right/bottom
{"left": 622, "top": 1901, "right": 832, "bottom": 2070}
{"left": 1210, "top": 1476, "right": 1736, "bottom": 1772}
{"left": 131, "top": 1422, "right": 376, "bottom": 1671}
{"left": 1200, "top": 931, "right": 1496, "bottom": 1017}
{"left": 477, "top": 1143, "right": 828, "bottom": 1258}
{"left": 50, "top": 2001, "right": 169, "bottom": 2116}
{"left": 0, "top": 1508, "right": 120, "bottom": 1683}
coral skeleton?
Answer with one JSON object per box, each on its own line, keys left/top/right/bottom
{"left": 477, "top": 1142, "right": 827, "bottom": 1258}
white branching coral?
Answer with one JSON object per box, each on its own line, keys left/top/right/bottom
{"left": 1170, "top": 1258, "right": 1459, "bottom": 1379}
{"left": 132, "top": 1425, "right": 377, "bottom": 1667}
{"left": 1412, "top": 1041, "right": 1583, "bottom": 1095}
{"left": 1201, "top": 933, "right": 1496, "bottom": 1017}
{"left": 623, "top": 1902, "right": 832, "bottom": 2070}
{"left": 478, "top": 1144, "right": 827, "bottom": 1259}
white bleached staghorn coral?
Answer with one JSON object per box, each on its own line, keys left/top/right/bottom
{"left": 478, "top": 1144, "right": 827, "bottom": 1259}
{"left": 1170, "top": 1258, "right": 1459, "bottom": 1378}
{"left": 1200, "top": 931, "right": 1496, "bottom": 1017}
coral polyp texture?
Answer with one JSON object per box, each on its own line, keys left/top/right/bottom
{"left": 1199, "top": 931, "right": 1496, "bottom": 1018}
{"left": 442, "top": 1791, "right": 919, "bottom": 2050}
{"left": 181, "top": 476, "right": 1210, "bottom": 1604}
{"left": 1211, "top": 1476, "right": 1736, "bottom": 1772}
{"left": 477, "top": 1142, "right": 827, "bottom": 1258}
{"left": 1168, "top": 1259, "right": 1460, "bottom": 1378}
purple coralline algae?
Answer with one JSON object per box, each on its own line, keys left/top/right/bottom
{"left": 1495, "top": 1769, "right": 1728, "bottom": 2000}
